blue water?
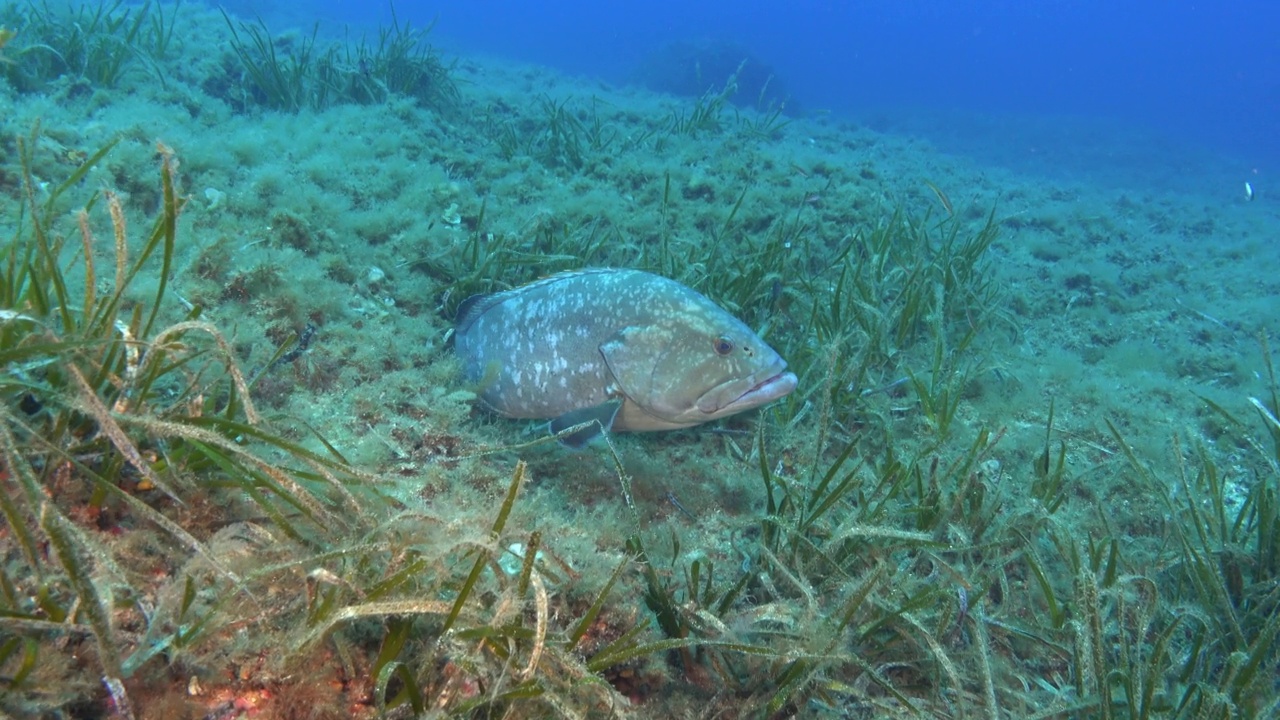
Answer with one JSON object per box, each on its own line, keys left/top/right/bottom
{"left": 263, "top": 0, "right": 1279, "bottom": 181}
{"left": 206, "top": 0, "right": 1280, "bottom": 200}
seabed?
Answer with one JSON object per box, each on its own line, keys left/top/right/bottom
{"left": 0, "top": 2, "right": 1278, "bottom": 718}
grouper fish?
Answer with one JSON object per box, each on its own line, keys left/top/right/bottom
{"left": 454, "top": 268, "right": 798, "bottom": 446}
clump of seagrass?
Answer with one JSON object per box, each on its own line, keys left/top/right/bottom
{"left": 290, "top": 460, "right": 635, "bottom": 716}
{"left": 0, "top": 0, "right": 180, "bottom": 92}
{"left": 220, "top": 5, "right": 458, "bottom": 114}
{"left": 0, "top": 129, "right": 374, "bottom": 716}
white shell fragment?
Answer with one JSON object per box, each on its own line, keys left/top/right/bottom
{"left": 204, "top": 187, "right": 226, "bottom": 210}
{"left": 500, "top": 542, "right": 545, "bottom": 575}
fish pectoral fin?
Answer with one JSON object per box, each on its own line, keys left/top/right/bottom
{"left": 548, "top": 399, "right": 623, "bottom": 449}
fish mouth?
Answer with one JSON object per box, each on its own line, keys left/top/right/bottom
{"left": 730, "top": 369, "right": 798, "bottom": 409}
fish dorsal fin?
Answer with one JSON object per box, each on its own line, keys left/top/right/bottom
{"left": 455, "top": 268, "right": 622, "bottom": 333}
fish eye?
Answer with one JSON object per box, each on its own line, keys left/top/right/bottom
{"left": 713, "top": 336, "right": 734, "bottom": 355}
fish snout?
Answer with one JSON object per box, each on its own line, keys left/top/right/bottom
{"left": 734, "top": 366, "right": 798, "bottom": 409}
{"left": 698, "top": 358, "right": 797, "bottom": 417}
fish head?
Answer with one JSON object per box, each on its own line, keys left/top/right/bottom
{"left": 602, "top": 308, "right": 798, "bottom": 430}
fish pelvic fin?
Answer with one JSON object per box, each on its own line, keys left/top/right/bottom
{"left": 548, "top": 398, "right": 623, "bottom": 449}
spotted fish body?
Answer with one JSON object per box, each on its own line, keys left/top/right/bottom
{"left": 454, "top": 268, "right": 797, "bottom": 443}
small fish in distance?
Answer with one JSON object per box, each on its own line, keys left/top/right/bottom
{"left": 454, "top": 268, "right": 798, "bottom": 447}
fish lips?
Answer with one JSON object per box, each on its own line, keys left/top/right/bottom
{"left": 698, "top": 362, "right": 798, "bottom": 417}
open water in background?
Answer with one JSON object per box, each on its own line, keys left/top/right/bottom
{"left": 220, "top": 0, "right": 1280, "bottom": 194}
